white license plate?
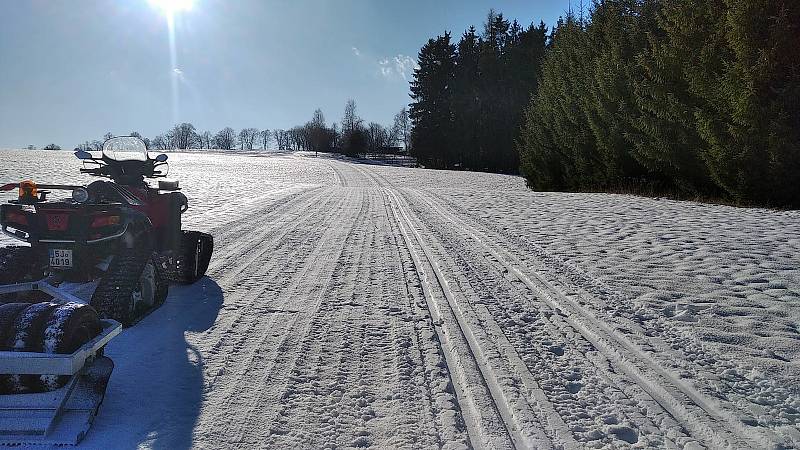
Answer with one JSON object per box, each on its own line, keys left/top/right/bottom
{"left": 49, "top": 249, "right": 73, "bottom": 268}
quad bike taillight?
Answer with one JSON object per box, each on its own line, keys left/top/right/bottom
{"left": 91, "top": 215, "right": 121, "bottom": 228}
{"left": 4, "top": 209, "right": 28, "bottom": 226}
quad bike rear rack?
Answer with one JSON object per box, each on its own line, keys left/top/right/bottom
{"left": 0, "top": 280, "right": 121, "bottom": 445}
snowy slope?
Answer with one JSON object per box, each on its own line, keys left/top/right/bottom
{"left": 0, "top": 149, "right": 798, "bottom": 449}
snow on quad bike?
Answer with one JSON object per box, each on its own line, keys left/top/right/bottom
{"left": 0, "top": 136, "right": 213, "bottom": 444}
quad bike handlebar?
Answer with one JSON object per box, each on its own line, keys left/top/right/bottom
{"left": 79, "top": 158, "right": 169, "bottom": 184}
{"left": 75, "top": 136, "right": 170, "bottom": 185}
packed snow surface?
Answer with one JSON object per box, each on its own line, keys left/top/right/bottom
{"left": 1, "top": 149, "right": 799, "bottom": 449}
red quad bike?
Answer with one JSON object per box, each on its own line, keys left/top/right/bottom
{"left": 0, "top": 136, "right": 213, "bottom": 445}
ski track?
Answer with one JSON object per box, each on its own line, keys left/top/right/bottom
{"left": 404, "top": 188, "right": 800, "bottom": 448}
{"left": 0, "top": 149, "right": 797, "bottom": 449}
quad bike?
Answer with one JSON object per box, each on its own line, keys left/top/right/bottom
{"left": 0, "top": 136, "right": 213, "bottom": 444}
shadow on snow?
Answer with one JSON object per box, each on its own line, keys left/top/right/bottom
{"left": 81, "top": 277, "right": 223, "bottom": 449}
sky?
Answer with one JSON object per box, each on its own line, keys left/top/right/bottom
{"left": 0, "top": 0, "right": 574, "bottom": 149}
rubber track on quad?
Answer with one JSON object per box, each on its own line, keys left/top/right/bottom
{"left": 164, "top": 231, "right": 213, "bottom": 284}
{"left": 90, "top": 243, "right": 168, "bottom": 327}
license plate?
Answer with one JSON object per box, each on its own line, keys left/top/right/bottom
{"left": 49, "top": 249, "right": 73, "bottom": 268}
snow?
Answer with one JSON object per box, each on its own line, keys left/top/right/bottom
{"left": 1, "top": 149, "right": 799, "bottom": 448}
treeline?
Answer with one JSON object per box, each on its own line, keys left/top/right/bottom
{"left": 21, "top": 144, "right": 61, "bottom": 151}
{"left": 412, "top": 2, "right": 800, "bottom": 207}
{"left": 410, "top": 10, "right": 547, "bottom": 173}
{"left": 78, "top": 100, "right": 410, "bottom": 157}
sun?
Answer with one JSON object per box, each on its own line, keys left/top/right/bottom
{"left": 148, "top": 0, "right": 194, "bottom": 15}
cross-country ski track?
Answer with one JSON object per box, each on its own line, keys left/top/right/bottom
{"left": 0, "top": 150, "right": 798, "bottom": 449}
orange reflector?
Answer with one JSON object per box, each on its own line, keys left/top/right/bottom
{"left": 18, "top": 180, "right": 37, "bottom": 201}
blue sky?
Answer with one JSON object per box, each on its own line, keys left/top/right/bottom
{"left": 0, "top": 0, "right": 574, "bottom": 149}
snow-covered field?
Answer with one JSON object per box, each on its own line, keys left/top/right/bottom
{"left": 1, "top": 149, "right": 799, "bottom": 449}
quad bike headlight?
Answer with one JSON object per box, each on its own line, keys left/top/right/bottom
{"left": 72, "top": 187, "right": 90, "bottom": 203}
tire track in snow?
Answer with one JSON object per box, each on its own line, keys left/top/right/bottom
{"left": 193, "top": 161, "right": 469, "bottom": 448}
{"left": 323, "top": 161, "right": 490, "bottom": 447}
{"left": 266, "top": 188, "right": 378, "bottom": 448}
{"left": 192, "top": 188, "right": 351, "bottom": 446}
{"left": 195, "top": 188, "right": 342, "bottom": 372}
{"left": 265, "top": 171, "right": 466, "bottom": 448}
{"left": 204, "top": 185, "right": 324, "bottom": 276}
{"left": 185, "top": 184, "right": 308, "bottom": 235}
{"left": 206, "top": 187, "right": 364, "bottom": 447}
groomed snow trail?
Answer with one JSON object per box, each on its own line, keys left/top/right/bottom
{"left": 0, "top": 150, "right": 798, "bottom": 449}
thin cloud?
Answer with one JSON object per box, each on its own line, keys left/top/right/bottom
{"left": 379, "top": 58, "right": 392, "bottom": 77}
{"left": 379, "top": 54, "right": 419, "bottom": 80}
{"left": 172, "top": 67, "right": 186, "bottom": 82}
{"left": 351, "top": 47, "right": 361, "bottom": 57}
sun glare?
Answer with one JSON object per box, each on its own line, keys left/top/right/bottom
{"left": 146, "top": 0, "right": 193, "bottom": 124}
{"left": 149, "top": 0, "right": 194, "bottom": 15}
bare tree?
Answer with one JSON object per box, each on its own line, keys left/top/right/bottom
{"left": 238, "top": 129, "right": 248, "bottom": 150}
{"left": 331, "top": 123, "right": 340, "bottom": 150}
{"left": 198, "top": 131, "right": 212, "bottom": 149}
{"left": 287, "top": 126, "right": 310, "bottom": 151}
{"left": 341, "top": 99, "right": 362, "bottom": 135}
{"left": 287, "top": 128, "right": 298, "bottom": 150}
{"left": 151, "top": 135, "right": 169, "bottom": 150}
{"left": 172, "top": 123, "right": 197, "bottom": 149}
{"left": 260, "top": 129, "right": 271, "bottom": 150}
{"left": 392, "top": 107, "right": 410, "bottom": 150}
{"left": 308, "top": 109, "right": 330, "bottom": 155}
{"left": 341, "top": 99, "right": 366, "bottom": 156}
{"left": 273, "top": 129, "right": 290, "bottom": 151}
{"left": 238, "top": 127, "right": 259, "bottom": 150}
{"left": 164, "top": 129, "right": 176, "bottom": 149}
{"left": 367, "top": 122, "right": 389, "bottom": 154}
{"left": 273, "top": 130, "right": 282, "bottom": 150}
{"left": 214, "top": 127, "right": 236, "bottom": 150}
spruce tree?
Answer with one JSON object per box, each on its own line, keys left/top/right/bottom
{"left": 505, "top": 21, "right": 548, "bottom": 174}
{"left": 452, "top": 27, "right": 482, "bottom": 169}
{"left": 583, "top": 0, "right": 647, "bottom": 185}
{"left": 627, "top": 0, "right": 720, "bottom": 194}
{"left": 410, "top": 33, "right": 456, "bottom": 168}
{"left": 478, "top": 11, "right": 512, "bottom": 172}
{"left": 692, "top": 0, "right": 800, "bottom": 205}
{"left": 412, "top": 10, "right": 547, "bottom": 174}
{"left": 519, "top": 15, "right": 599, "bottom": 190}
